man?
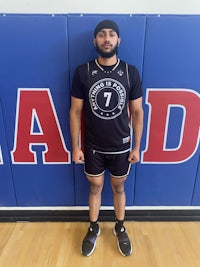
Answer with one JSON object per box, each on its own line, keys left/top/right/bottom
{"left": 70, "top": 19, "right": 143, "bottom": 257}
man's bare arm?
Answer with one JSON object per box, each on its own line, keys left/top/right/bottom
{"left": 70, "top": 96, "right": 85, "bottom": 163}
{"left": 128, "top": 97, "right": 144, "bottom": 163}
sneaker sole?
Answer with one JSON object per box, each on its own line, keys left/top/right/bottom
{"left": 81, "top": 228, "right": 101, "bottom": 257}
{"left": 113, "top": 228, "right": 133, "bottom": 257}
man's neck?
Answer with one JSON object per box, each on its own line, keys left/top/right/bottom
{"left": 97, "top": 55, "right": 118, "bottom": 66}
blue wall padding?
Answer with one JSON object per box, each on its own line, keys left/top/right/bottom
{"left": 0, "top": 15, "right": 74, "bottom": 206}
{"left": 135, "top": 15, "right": 200, "bottom": 205}
{"left": 0, "top": 14, "right": 199, "bottom": 206}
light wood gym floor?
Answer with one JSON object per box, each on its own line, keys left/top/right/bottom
{"left": 0, "top": 221, "right": 200, "bottom": 267}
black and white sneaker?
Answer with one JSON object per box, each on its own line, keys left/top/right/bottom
{"left": 81, "top": 225, "right": 100, "bottom": 256}
{"left": 113, "top": 225, "right": 132, "bottom": 256}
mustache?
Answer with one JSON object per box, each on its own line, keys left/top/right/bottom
{"left": 103, "top": 41, "right": 111, "bottom": 45}
{"left": 101, "top": 42, "right": 112, "bottom": 48}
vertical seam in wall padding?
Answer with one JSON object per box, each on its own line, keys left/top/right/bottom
{"left": 191, "top": 154, "right": 200, "bottom": 205}
{"left": 0, "top": 97, "right": 18, "bottom": 205}
{"left": 141, "top": 15, "right": 148, "bottom": 82}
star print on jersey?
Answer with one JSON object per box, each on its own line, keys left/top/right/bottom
{"left": 89, "top": 78, "right": 126, "bottom": 120}
{"left": 117, "top": 69, "right": 124, "bottom": 76}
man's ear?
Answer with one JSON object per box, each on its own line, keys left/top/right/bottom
{"left": 93, "top": 38, "right": 97, "bottom": 47}
{"left": 117, "top": 37, "right": 121, "bottom": 47}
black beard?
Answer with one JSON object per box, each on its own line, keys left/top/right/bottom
{"left": 95, "top": 43, "right": 118, "bottom": 58}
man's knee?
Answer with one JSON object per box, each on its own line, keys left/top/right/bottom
{"left": 90, "top": 183, "right": 103, "bottom": 195}
{"left": 112, "top": 182, "right": 125, "bottom": 194}
{"left": 87, "top": 176, "right": 104, "bottom": 195}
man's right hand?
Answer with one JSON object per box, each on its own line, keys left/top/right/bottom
{"left": 72, "top": 148, "right": 85, "bottom": 164}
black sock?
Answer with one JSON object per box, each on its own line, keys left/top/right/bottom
{"left": 115, "top": 219, "right": 124, "bottom": 231}
{"left": 90, "top": 220, "right": 99, "bottom": 231}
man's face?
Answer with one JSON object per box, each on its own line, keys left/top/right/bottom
{"left": 94, "top": 28, "right": 121, "bottom": 58}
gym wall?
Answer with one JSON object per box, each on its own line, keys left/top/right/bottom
{"left": 0, "top": 14, "right": 199, "bottom": 207}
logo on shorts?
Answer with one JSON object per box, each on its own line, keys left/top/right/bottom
{"left": 89, "top": 78, "right": 126, "bottom": 120}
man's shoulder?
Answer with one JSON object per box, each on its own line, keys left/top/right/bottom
{"left": 77, "top": 59, "right": 95, "bottom": 67}
{"left": 75, "top": 62, "right": 87, "bottom": 71}
{"left": 75, "top": 59, "right": 95, "bottom": 73}
{"left": 119, "top": 59, "right": 137, "bottom": 71}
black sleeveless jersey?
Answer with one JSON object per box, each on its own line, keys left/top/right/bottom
{"left": 71, "top": 59, "right": 143, "bottom": 153}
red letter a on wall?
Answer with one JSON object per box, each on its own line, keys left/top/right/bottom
{"left": 142, "top": 89, "right": 200, "bottom": 164}
{"left": 11, "top": 89, "right": 70, "bottom": 164}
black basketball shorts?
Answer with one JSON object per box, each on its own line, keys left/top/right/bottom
{"left": 84, "top": 147, "right": 131, "bottom": 178}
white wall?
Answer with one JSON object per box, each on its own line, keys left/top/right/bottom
{"left": 1, "top": 0, "right": 200, "bottom": 14}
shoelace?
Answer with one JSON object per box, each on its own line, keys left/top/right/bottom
{"left": 84, "top": 227, "right": 98, "bottom": 243}
{"left": 116, "top": 228, "right": 129, "bottom": 244}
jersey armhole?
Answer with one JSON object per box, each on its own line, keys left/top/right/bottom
{"left": 126, "top": 63, "right": 130, "bottom": 89}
